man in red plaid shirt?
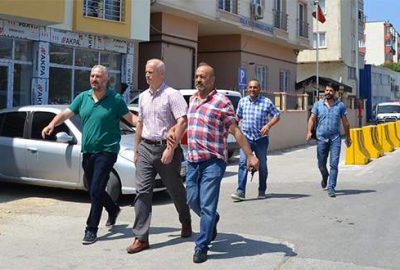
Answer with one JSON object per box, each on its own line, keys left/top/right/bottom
{"left": 185, "top": 63, "right": 259, "bottom": 263}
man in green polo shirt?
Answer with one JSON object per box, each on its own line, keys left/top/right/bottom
{"left": 42, "top": 65, "right": 138, "bottom": 245}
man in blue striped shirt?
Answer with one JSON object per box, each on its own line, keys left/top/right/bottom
{"left": 306, "top": 82, "right": 351, "bottom": 198}
{"left": 231, "top": 79, "right": 280, "bottom": 201}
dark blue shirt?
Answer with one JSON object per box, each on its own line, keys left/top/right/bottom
{"left": 311, "top": 98, "right": 347, "bottom": 141}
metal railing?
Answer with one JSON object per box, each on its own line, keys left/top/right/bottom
{"left": 273, "top": 9, "right": 288, "bottom": 31}
{"left": 218, "top": 0, "right": 238, "bottom": 14}
{"left": 297, "top": 19, "right": 309, "bottom": 38}
{"left": 83, "top": 0, "right": 125, "bottom": 22}
{"left": 261, "top": 92, "right": 309, "bottom": 111}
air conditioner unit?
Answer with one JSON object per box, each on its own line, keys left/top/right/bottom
{"left": 251, "top": 2, "right": 264, "bottom": 20}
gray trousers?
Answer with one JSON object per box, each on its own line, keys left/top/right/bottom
{"left": 133, "top": 141, "right": 191, "bottom": 241}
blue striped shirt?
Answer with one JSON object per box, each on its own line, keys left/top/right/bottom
{"left": 311, "top": 99, "right": 347, "bottom": 141}
{"left": 237, "top": 95, "right": 280, "bottom": 140}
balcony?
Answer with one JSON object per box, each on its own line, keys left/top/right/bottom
{"left": 273, "top": 9, "right": 287, "bottom": 31}
{"left": 297, "top": 19, "right": 309, "bottom": 38}
{"left": 83, "top": 0, "right": 125, "bottom": 22}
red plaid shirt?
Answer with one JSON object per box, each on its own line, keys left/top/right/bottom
{"left": 187, "top": 90, "right": 236, "bottom": 162}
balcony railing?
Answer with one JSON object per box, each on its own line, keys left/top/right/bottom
{"left": 218, "top": 0, "right": 238, "bottom": 14}
{"left": 273, "top": 9, "right": 288, "bottom": 31}
{"left": 297, "top": 19, "right": 309, "bottom": 38}
{"left": 83, "top": 0, "right": 125, "bottom": 22}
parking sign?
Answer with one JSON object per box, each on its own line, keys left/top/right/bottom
{"left": 238, "top": 66, "right": 247, "bottom": 90}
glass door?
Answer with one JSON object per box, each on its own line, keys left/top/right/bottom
{"left": 0, "top": 62, "right": 12, "bottom": 109}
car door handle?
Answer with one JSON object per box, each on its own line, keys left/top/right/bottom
{"left": 27, "top": 147, "right": 38, "bottom": 153}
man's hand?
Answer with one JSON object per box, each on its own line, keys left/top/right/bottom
{"left": 246, "top": 154, "right": 259, "bottom": 172}
{"left": 167, "top": 128, "right": 177, "bottom": 149}
{"left": 261, "top": 124, "right": 270, "bottom": 136}
{"left": 305, "top": 131, "right": 313, "bottom": 141}
{"left": 41, "top": 124, "right": 55, "bottom": 139}
{"left": 161, "top": 147, "right": 174, "bottom": 165}
{"left": 345, "top": 137, "right": 352, "bottom": 147}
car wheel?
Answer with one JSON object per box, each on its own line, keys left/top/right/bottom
{"left": 106, "top": 171, "right": 122, "bottom": 202}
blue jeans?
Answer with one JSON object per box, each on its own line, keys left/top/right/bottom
{"left": 186, "top": 158, "right": 226, "bottom": 251}
{"left": 82, "top": 152, "right": 118, "bottom": 234}
{"left": 317, "top": 137, "right": 341, "bottom": 189}
{"left": 237, "top": 136, "right": 269, "bottom": 194}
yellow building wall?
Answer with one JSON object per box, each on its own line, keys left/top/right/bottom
{"left": 0, "top": 0, "right": 65, "bottom": 24}
{"left": 73, "top": 0, "right": 131, "bottom": 39}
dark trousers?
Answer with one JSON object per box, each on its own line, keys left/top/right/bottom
{"left": 133, "top": 142, "right": 191, "bottom": 241}
{"left": 82, "top": 152, "right": 118, "bottom": 233}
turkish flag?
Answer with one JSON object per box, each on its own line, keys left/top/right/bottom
{"left": 312, "top": 4, "right": 326, "bottom": 23}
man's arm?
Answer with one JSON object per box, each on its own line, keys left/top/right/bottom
{"left": 122, "top": 112, "right": 138, "bottom": 127}
{"left": 134, "top": 120, "right": 143, "bottom": 163}
{"left": 341, "top": 115, "right": 352, "bottom": 147}
{"left": 162, "top": 116, "right": 187, "bottom": 164}
{"left": 306, "top": 113, "right": 317, "bottom": 141}
{"left": 229, "top": 122, "right": 259, "bottom": 171}
{"left": 261, "top": 116, "right": 280, "bottom": 136}
{"left": 41, "top": 108, "right": 75, "bottom": 138}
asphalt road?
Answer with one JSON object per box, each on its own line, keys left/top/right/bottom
{"left": 0, "top": 142, "right": 398, "bottom": 270}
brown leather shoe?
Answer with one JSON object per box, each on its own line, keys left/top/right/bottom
{"left": 181, "top": 223, "right": 192, "bottom": 238}
{"left": 126, "top": 238, "right": 150, "bottom": 254}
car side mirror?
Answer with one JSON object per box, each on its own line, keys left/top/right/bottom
{"left": 55, "top": 132, "right": 74, "bottom": 144}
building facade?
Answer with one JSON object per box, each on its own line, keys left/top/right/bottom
{"left": 297, "top": 0, "right": 365, "bottom": 99}
{"left": 0, "top": 0, "right": 149, "bottom": 109}
{"left": 362, "top": 21, "right": 399, "bottom": 65}
{"left": 137, "top": 0, "right": 313, "bottom": 94}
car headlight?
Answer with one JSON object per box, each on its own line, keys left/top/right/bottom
{"left": 119, "top": 149, "right": 135, "bottom": 162}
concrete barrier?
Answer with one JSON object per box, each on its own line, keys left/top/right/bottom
{"left": 387, "top": 122, "right": 400, "bottom": 147}
{"left": 345, "top": 128, "right": 370, "bottom": 165}
{"left": 396, "top": 121, "right": 400, "bottom": 139}
{"left": 361, "top": 126, "right": 384, "bottom": 158}
{"left": 376, "top": 123, "right": 394, "bottom": 153}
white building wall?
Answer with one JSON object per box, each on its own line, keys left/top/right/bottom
{"left": 364, "top": 22, "right": 384, "bottom": 65}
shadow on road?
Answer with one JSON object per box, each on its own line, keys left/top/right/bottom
{"left": 334, "top": 189, "right": 376, "bottom": 196}
{"left": 209, "top": 233, "right": 296, "bottom": 260}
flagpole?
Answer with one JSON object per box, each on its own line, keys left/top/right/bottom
{"left": 315, "top": 0, "right": 319, "bottom": 102}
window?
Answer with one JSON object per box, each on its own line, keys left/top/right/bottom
{"left": 319, "top": 0, "right": 326, "bottom": 13}
{"left": 348, "top": 67, "right": 356, "bottom": 80}
{"left": 48, "top": 44, "right": 122, "bottom": 104}
{"left": 83, "top": 0, "right": 125, "bottom": 22}
{"left": 0, "top": 37, "right": 13, "bottom": 59}
{"left": 0, "top": 112, "right": 26, "bottom": 138}
{"left": 298, "top": 3, "right": 308, "bottom": 38}
{"left": 31, "top": 112, "right": 70, "bottom": 141}
{"left": 255, "top": 65, "right": 267, "bottom": 91}
{"left": 218, "top": 0, "right": 238, "bottom": 14}
{"left": 13, "top": 64, "right": 32, "bottom": 107}
{"left": 279, "top": 70, "right": 289, "bottom": 92}
{"left": 313, "top": 32, "right": 326, "bottom": 48}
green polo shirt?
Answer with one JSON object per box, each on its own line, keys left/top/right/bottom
{"left": 69, "top": 89, "right": 129, "bottom": 154}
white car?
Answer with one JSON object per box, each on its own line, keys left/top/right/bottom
{"left": 0, "top": 105, "right": 184, "bottom": 201}
{"left": 375, "top": 102, "right": 400, "bottom": 124}
{"left": 130, "top": 89, "right": 242, "bottom": 158}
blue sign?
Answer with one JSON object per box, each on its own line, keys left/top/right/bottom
{"left": 238, "top": 66, "right": 247, "bottom": 90}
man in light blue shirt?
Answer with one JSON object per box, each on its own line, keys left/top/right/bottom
{"left": 306, "top": 82, "right": 352, "bottom": 198}
{"left": 231, "top": 79, "right": 280, "bottom": 201}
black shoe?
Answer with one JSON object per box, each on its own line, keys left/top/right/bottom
{"left": 106, "top": 207, "right": 121, "bottom": 227}
{"left": 82, "top": 230, "right": 97, "bottom": 245}
{"left": 211, "top": 214, "right": 220, "bottom": 241}
{"left": 321, "top": 178, "right": 327, "bottom": 189}
{"left": 327, "top": 188, "right": 336, "bottom": 198}
{"left": 193, "top": 249, "right": 208, "bottom": 263}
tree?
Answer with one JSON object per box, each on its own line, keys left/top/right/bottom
{"left": 382, "top": 63, "right": 400, "bottom": 72}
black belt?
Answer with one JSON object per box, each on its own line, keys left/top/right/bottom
{"left": 142, "top": 138, "right": 167, "bottom": 146}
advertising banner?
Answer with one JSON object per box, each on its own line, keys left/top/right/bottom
{"left": 31, "top": 78, "right": 48, "bottom": 105}
{"left": 0, "top": 20, "right": 40, "bottom": 40}
{"left": 37, "top": 42, "right": 49, "bottom": 79}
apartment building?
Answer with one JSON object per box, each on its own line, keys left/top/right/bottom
{"left": 362, "top": 21, "right": 400, "bottom": 65}
{"left": 0, "top": 0, "right": 149, "bottom": 109}
{"left": 297, "top": 0, "right": 365, "bottom": 99}
{"left": 138, "top": 0, "right": 313, "bottom": 93}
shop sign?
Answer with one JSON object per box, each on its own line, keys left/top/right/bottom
{"left": 32, "top": 78, "right": 48, "bottom": 105}
{"left": 40, "top": 26, "right": 50, "bottom": 42}
{"left": 38, "top": 42, "right": 49, "bottom": 79}
{"left": 125, "top": 54, "right": 134, "bottom": 84}
{"left": 1, "top": 20, "right": 40, "bottom": 40}
{"left": 104, "top": 38, "right": 127, "bottom": 53}
{"left": 51, "top": 28, "right": 82, "bottom": 46}
{"left": 239, "top": 16, "right": 273, "bottom": 35}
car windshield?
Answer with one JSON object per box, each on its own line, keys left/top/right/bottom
{"left": 377, "top": 105, "right": 400, "bottom": 114}
{"left": 69, "top": 115, "right": 135, "bottom": 134}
